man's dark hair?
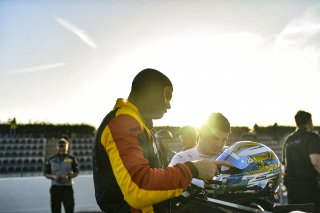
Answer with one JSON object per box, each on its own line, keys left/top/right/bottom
{"left": 202, "top": 113, "right": 231, "bottom": 133}
{"left": 130, "top": 68, "right": 172, "bottom": 94}
{"left": 180, "top": 126, "right": 197, "bottom": 137}
{"left": 57, "top": 138, "right": 69, "bottom": 145}
{"left": 295, "top": 110, "right": 312, "bottom": 128}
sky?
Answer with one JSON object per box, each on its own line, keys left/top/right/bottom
{"left": 1, "top": 0, "right": 320, "bottom": 129}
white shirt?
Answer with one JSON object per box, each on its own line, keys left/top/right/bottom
{"left": 169, "top": 145, "right": 220, "bottom": 188}
{"left": 169, "top": 145, "right": 219, "bottom": 166}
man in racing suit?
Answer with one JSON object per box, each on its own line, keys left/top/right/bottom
{"left": 92, "top": 68, "right": 232, "bottom": 213}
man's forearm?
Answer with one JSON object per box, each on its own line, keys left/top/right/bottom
{"left": 45, "top": 174, "right": 56, "bottom": 180}
{"left": 310, "top": 154, "right": 320, "bottom": 173}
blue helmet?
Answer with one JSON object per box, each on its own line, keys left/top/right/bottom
{"left": 210, "top": 141, "right": 281, "bottom": 197}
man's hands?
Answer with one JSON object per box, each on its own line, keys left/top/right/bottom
{"left": 45, "top": 174, "right": 69, "bottom": 182}
{"left": 191, "top": 159, "right": 233, "bottom": 180}
{"left": 45, "top": 172, "right": 78, "bottom": 182}
{"left": 57, "top": 175, "right": 70, "bottom": 182}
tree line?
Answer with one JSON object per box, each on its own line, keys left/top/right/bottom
{"left": 1, "top": 122, "right": 318, "bottom": 140}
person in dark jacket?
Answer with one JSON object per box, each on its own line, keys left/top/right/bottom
{"left": 45, "top": 138, "right": 80, "bottom": 213}
{"left": 92, "top": 68, "right": 232, "bottom": 213}
{"left": 283, "top": 110, "right": 320, "bottom": 212}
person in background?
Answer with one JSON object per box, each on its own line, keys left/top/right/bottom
{"left": 179, "top": 125, "right": 198, "bottom": 151}
{"left": 9, "top": 117, "right": 17, "bottom": 137}
{"left": 282, "top": 110, "right": 320, "bottom": 212}
{"left": 169, "top": 113, "right": 230, "bottom": 188}
{"left": 155, "top": 129, "right": 175, "bottom": 168}
{"left": 45, "top": 138, "right": 80, "bottom": 213}
{"left": 92, "top": 68, "right": 232, "bottom": 213}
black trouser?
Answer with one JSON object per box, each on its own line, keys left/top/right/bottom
{"left": 50, "top": 185, "right": 74, "bottom": 213}
{"left": 287, "top": 186, "right": 320, "bottom": 213}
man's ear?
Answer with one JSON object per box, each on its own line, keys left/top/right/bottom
{"left": 163, "top": 86, "right": 173, "bottom": 109}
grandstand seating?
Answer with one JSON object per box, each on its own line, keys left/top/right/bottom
{"left": 0, "top": 138, "right": 46, "bottom": 175}
{"left": 70, "top": 137, "right": 93, "bottom": 171}
{"left": 0, "top": 136, "right": 95, "bottom": 176}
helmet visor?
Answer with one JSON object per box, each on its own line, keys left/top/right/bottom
{"left": 216, "top": 151, "right": 251, "bottom": 170}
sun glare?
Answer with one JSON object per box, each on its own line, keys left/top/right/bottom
{"left": 103, "top": 33, "right": 271, "bottom": 128}
{"left": 95, "top": 29, "right": 320, "bottom": 128}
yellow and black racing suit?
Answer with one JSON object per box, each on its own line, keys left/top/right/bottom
{"left": 93, "top": 98, "right": 196, "bottom": 213}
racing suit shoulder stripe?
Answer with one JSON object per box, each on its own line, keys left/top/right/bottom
{"left": 116, "top": 105, "right": 151, "bottom": 135}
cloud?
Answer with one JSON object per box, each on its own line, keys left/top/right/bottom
{"left": 272, "top": 5, "right": 320, "bottom": 72}
{"left": 9, "top": 62, "right": 67, "bottom": 74}
{"left": 275, "top": 5, "right": 320, "bottom": 48}
{"left": 281, "top": 23, "right": 320, "bottom": 35}
{"left": 53, "top": 16, "right": 98, "bottom": 49}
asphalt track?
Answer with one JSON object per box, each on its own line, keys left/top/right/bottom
{"left": 0, "top": 174, "right": 102, "bottom": 213}
{"left": 0, "top": 174, "right": 289, "bottom": 213}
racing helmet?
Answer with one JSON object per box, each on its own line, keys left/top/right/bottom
{"left": 155, "top": 129, "right": 173, "bottom": 149}
{"left": 211, "top": 141, "right": 281, "bottom": 198}
{"left": 155, "top": 129, "right": 173, "bottom": 141}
